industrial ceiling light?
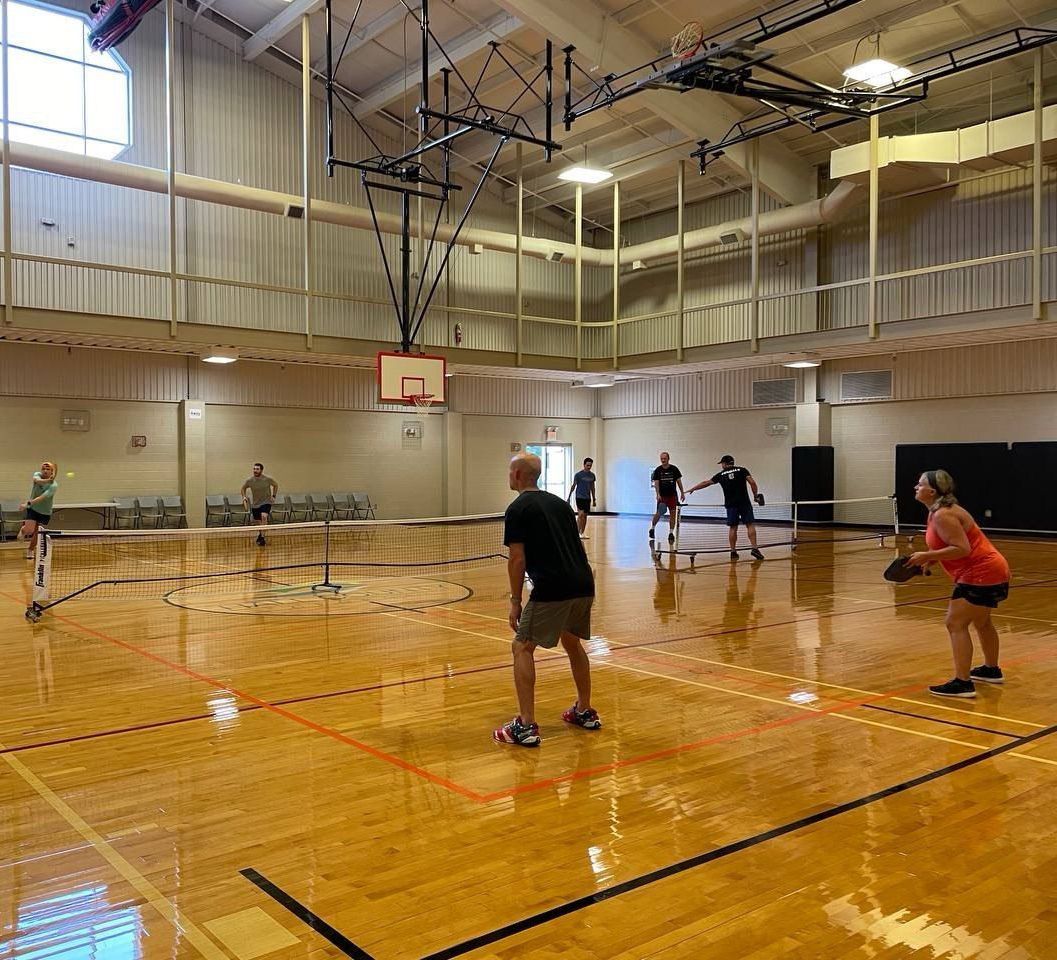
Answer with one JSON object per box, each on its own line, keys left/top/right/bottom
{"left": 843, "top": 58, "right": 912, "bottom": 88}
{"left": 201, "top": 347, "right": 239, "bottom": 364}
{"left": 558, "top": 166, "right": 613, "bottom": 184}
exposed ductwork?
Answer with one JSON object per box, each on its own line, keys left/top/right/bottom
{"left": 830, "top": 104, "right": 1057, "bottom": 190}
{"left": 4, "top": 141, "right": 861, "bottom": 269}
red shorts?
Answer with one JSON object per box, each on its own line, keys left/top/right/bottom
{"left": 656, "top": 495, "right": 679, "bottom": 514}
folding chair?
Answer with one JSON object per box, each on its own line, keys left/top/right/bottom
{"left": 136, "top": 497, "right": 164, "bottom": 529}
{"left": 205, "top": 495, "right": 230, "bottom": 527}
{"left": 307, "top": 493, "right": 334, "bottom": 521}
{"left": 113, "top": 497, "right": 140, "bottom": 529}
{"left": 225, "top": 496, "right": 251, "bottom": 526}
{"left": 161, "top": 496, "right": 187, "bottom": 528}
{"left": 352, "top": 492, "right": 377, "bottom": 520}
{"left": 285, "top": 494, "right": 311, "bottom": 523}
{"left": 331, "top": 493, "right": 358, "bottom": 520}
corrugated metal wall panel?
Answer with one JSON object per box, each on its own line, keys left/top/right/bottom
{"left": 522, "top": 320, "right": 576, "bottom": 358}
{"left": 581, "top": 323, "right": 612, "bottom": 360}
{"left": 601, "top": 365, "right": 801, "bottom": 417}
{"left": 822, "top": 340, "right": 1057, "bottom": 403}
{"left": 619, "top": 315, "right": 678, "bottom": 356}
{"left": 0, "top": 343, "right": 187, "bottom": 400}
{"left": 448, "top": 376, "right": 594, "bottom": 417}
{"left": 683, "top": 303, "right": 749, "bottom": 348}
{"left": 13, "top": 261, "right": 168, "bottom": 321}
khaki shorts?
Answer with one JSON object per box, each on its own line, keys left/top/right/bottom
{"left": 515, "top": 596, "right": 593, "bottom": 649}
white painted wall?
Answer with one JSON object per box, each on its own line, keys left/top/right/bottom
{"left": 460, "top": 416, "right": 594, "bottom": 516}
{"left": 604, "top": 409, "right": 796, "bottom": 515}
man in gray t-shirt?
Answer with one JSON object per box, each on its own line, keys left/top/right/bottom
{"left": 240, "top": 463, "right": 278, "bottom": 546}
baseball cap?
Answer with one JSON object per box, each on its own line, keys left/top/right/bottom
{"left": 718, "top": 454, "right": 735, "bottom": 464}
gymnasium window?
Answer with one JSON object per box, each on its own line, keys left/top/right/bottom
{"left": 0, "top": 0, "right": 131, "bottom": 159}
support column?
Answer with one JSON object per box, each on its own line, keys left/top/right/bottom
{"left": 868, "top": 112, "right": 879, "bottom": 339}
{"left": 165, "top": 0, "right": 178, "bottom": 337}
{"left": 749, "top": 140, "right": 760, "bottom": 353}
{"left": 443, "top": 411, "right": 464, "bottom": 516}
{"left": 515, "top": 143, "right": 523, "bottom": 364}
{"left": 302, "top": 14, "right": 314, "bottom": 349}
{"left": 590, "top": 416, "right": 604, "bottom": 512}
{"left": 612, "top": 181, "right": 620, "bottom": 369}
{"left": 575, "top": 182, "right": 583, "bottom": 370}
{"left": 1032, "top": 48, "right": 1043, "bottom": 321}
{"left": 676, "top": 160, "right": 685, "bottom": 360}
{"left": 795, "top": 403, "right": 831, "bottom": 447}
{"left": 1, "top": 0, "right": 12, "bottom": 327}
{"left": 179, "top": 400, "right": 206, "bottom": 527}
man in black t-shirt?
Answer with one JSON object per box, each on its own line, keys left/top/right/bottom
{"left": 567, "top": 457, "right": 597, "bottom": 538}
{"left": 686, "top": 454, "right": 766, "bottom": 561}
{"left": 495, "top": 453, "right": 602, "bottom": 748}
{"left": 649, "top": 451, "right": 684, "bottom": 543}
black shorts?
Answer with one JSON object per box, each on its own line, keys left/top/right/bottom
{"left": 24, "top": 508, "right": 50, "bottom": 525}
{"left": 952, "top": 582, "right": 1009, "bottom": 608}
{"left": 575, "top": 497, "right": 591, "bottom": 514}
{"left": 251, "top": 504, "right": 272, "bottom": 520}
{"left": 725, "top": 503, "right": 755, "bottom": 527}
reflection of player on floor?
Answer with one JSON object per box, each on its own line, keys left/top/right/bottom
{"left": 649, "top": 452, "right": 684, "bottom": 543}
{"left": 241, "top": 463, "right": 279, "bottom": 547}
{"left": 567, "top": 457, "right": 597, "bottom": 538}
{"left": 495, "top": 453, "right": 601, "bottom": 747}
{"left": 652, "top": 551, "right": 681, "bottom": 623}
{"left": 686, "top": 454, "right": 765, "bottom": 560}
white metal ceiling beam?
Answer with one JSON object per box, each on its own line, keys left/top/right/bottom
{"left": 310, "top": 3, "right": 423, "bottom": 73}
{"left": 491, "top": 0, "right": 816, "bottom": 203}
{"left": 351, "top": 12, "right": 523, "bottom": 118}
{"left": 243, "top": 0, "right": 322, "bottom": 62}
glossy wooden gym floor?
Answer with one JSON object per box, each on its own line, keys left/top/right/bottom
{"left": 2, "top": 518, "right": 1056, "bottom": 960}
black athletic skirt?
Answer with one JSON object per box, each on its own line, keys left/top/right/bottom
{"left": 952, "top": 582, "right": 1009, "bottom": 608}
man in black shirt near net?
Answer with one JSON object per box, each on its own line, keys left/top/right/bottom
{"left": 686, "top": 454, "right": 766, "bottom": 561}
{"left": 649, "top": 451, "right": 684, "bottom": 543}
{"left": 494, "top": 452, "right": 602, "bottom": 747}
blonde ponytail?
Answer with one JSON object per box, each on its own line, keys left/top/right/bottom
{"left": 926, "top": 469, "right": 958, "bottom": 510}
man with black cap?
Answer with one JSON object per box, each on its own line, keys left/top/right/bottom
{"left": 686, "top": 455, "right": 765, "bottom": 561}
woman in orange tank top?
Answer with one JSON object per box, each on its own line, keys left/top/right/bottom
{"left": 908, "top": 470, "right": 1010, "bottom": 699}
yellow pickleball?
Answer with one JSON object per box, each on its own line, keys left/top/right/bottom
{"left": 66, "top": 471, "right": 75, "bottom": 478}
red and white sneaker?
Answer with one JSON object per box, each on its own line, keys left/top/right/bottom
{"left": 562, "top": 704, "right": 602, "bottom": 730}
{"left": 493, "top": 716, "right": 541, "bottom": 747}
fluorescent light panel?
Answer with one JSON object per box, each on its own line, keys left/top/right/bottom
{"left": 201, "top": 347, "right": 238, "bottom": 364}
{"left": 783, "top": 360, "right": 821, "bottom": 369}
{"left": 558, "top": 166, "right": 613, "bottom": 184}
{"left": 843, "top": 58, "right": 912, "bottom": 88}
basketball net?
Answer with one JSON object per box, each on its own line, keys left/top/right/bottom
{"left": 671, "top": 20, "right": 703, "bottom": 60}
{"left": 410, "top": 394, "right": 436, "bottom": 410}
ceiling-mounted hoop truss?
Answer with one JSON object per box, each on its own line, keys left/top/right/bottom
{"left": 692, "top": 25, "right": 1057, "bottom": 169}
{"left": 559, "top": 0, "right": 1057, "bottom": 173}
{"left": 322, "top": 0, "right": 562, "bottom": 353}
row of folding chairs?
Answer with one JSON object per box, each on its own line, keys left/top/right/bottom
{"left": 204, "top": 493, "right": 377, "bottom": 527}
{"left": 0, "top": 497, "right": 188, "bottom": 536}
{"left": 111, "top": 496, "right": 188, "bottom": 529}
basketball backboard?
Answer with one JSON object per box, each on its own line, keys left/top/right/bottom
{"left": 377, "top": 352, "right": 447, "bottom": 405}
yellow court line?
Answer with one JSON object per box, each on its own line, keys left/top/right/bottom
{"left": 0, "top": 751, "right": 229, "bottom": 960}
{"left": 395, "top": 610, "right": 988, "bottom": 753}
{"left": 1007, "top": 751, "right": 1057, "bottom": 769}
{"left": 440, "top": 606, "right": 1047, "bottom": 730}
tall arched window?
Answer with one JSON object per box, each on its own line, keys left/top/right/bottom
{"left": 1, "top": 0, "right": 131, "bottom": 159}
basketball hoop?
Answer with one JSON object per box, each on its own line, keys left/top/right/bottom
{"left": 671, "top": 20, "right": 703, "bottom": 60}
{"left": 410, "top": 394, "right": 436, "bottom": 410}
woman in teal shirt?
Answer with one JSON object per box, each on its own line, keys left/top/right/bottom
{"left": 20, "top": 461, "right": 58, "bottom": 560}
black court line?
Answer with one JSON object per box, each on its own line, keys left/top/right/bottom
{"left": 241, "top": 868, "right": 376, "bottom": 960}
{"left": 860, "top": 702, "right": 1021, "bottom": 739}
{"left": 418, "top": 721, "right": 1057, "bottom": 960}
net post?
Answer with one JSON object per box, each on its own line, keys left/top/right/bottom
{"left": 792, "top": 500, "right": 799, "bottom": 548}
{"left": 322, "top": 519, "right": 333, "bottom": 588}
{"left": 888, "top": 494, "right": 900, "bottom": 547}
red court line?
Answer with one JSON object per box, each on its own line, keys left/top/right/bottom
{"left": 0, "top": 591, "right": 485, "bottom": 802}
{"left": 0, "top": 660, "right": 519, "bottom": 756}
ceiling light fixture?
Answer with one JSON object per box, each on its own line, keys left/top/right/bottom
{"left": 558, "top": 166, "right": 613, "bottom": 185}
{"left": 201, "top": 347, "right": 239, "bottom": 364}
{"left": 843, "top": 58, "right": 912, "bottom": 88}
{"left": 783, "top": 359, "right": 821, "bottom": 369}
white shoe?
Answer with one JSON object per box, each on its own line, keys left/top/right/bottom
{"left": 579, "top": 534, "right": 590, "bottom": 539}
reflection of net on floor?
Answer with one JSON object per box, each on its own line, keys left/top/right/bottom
{"left": 28, "top": 515, "right": 506, "bottom": 619}
{"left": 656, "top": 497, "right": 898, "bottom": 558}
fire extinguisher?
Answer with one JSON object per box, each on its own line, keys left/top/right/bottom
{"left": 453, "top": 322, "right": 463, "bottom": 346}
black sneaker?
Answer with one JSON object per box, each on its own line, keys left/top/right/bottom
{"left": 668, "top": 532, "right": 675, "bottom": 543}
{"left": 750, "top": 548, "right": 764, "bottom": 560}
{"left": 929, "top": 678, "right": 976, "bottom": 699}
{"left": 730, "top": 550, "right": 739, "bottom": 560}
{"left": 969, "top": 665, "right": 1004, "bottom": 684}
{"left": 256, "top": 533, "right": 266, "bottom": 546}
{"left": 648, "top": 527, "right": 655, "bottom": 539}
